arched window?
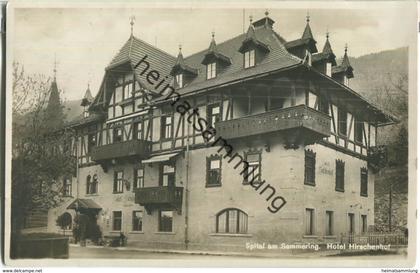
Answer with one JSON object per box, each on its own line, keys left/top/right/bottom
{"left": 86, "top": 175, "right": 91, "bottom": 194}
{"left": 216, "top": 208, "right": 248, "bottom": 234}
{"left": 57, "top": 212, "right": 72, "bottom": 230}
{"left": 86, "top": 174, "right": 98, "bottom": 194}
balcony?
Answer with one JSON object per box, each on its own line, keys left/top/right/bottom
{"left": 135, "top": 186, "right": 183, "bottom": 215}
{"left": 90, "top": 139, "right": 151, "bottom": 167}
{"left": 215, "top": 105, "right": 331, "bottom": 146}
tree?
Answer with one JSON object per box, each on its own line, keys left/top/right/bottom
{"left": 11, "top": 62, "right": 76, "bottom": 238}
{"left": 368, "top": 73, "right": 408, "bottom": 232}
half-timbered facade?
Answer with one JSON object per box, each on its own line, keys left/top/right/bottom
{"left": 48, "top": 13, "right": 395, "bottom": 251}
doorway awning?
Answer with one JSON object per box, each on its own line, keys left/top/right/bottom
{"left": 67, "top": 198, "right": 102, "bottom": 210}
{"left": 141, "top": 152, "right": 180, "bottom": 164}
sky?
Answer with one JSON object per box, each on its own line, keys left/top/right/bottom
{"left": 13, "top": 4, "right": 413, "bottom": 101}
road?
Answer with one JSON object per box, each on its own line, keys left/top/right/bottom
{"left": 69, "top": 245, "right": 406, "bottom": 261}
{"left": 69, "top": 245, "right": 266, "bottom": 260}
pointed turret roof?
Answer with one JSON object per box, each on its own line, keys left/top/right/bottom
{"left": 341, "top": 45, "right": 351, "bottom": 68}
{"left": 171, "top": 45, "right": 198, "bottom": 76}
{"left": 81, "top": 84, "right": 94, "bottom": 107}
{"left": 332, "top": 44, "right": 353, "bottom": 78}
{"left": 239, "top": 17, "right": 270, "bottom": 53}
{"left": 309, "top": 32, "right": 337, "bottom": 66}
{"left": 302, "top": 15, "right": 314, "bottom": 40}
{"left": 201, "top": 32, "right": 231, "bottom": 65}
{"left": 322, "top": 33, "right": 333, "bottom": 55}
{"left": 285, "top": 14, "right": 317, "bottom": 54}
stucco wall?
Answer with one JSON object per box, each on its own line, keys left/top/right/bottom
{"left": 48, "top": 136, "right": 374, "bottom": 251}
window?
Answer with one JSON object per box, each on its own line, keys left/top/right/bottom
{"left": 87, "top": 132, "right": 96, "bottom": 153}
{"left": 354, "top": 119, "right": 364, "bottom": 143}
{"left": 83, "top": 110, "right": 89, "bottom": 118}
{"left": 160, "top": 164, "right": 175, "bottom": 187}
{"left": 244, "top": 151, "right": 262, "bottom": 184}
{"left": 113, "top": 127, "right": 123, "bottom": 143}
{"left": 207, "top": 104, "right": 221, "bottom": 128}
{"left": 326, "top": 62, "right": 332, "bottom": 77}
{"left": 360, "top": 168, "right": 368, "bottom": 197}
{"left": 175, "top": 73, "right": 183, "bottom": 88}
{"left": 206, "top": 155, "right": 222, "bottom": 187}
{"left": 216, "top": 208, "right": 248, "bottom": 234}
{"left": 344, "top": 75, "right": 349, "bottom": 86}
{"left": 133, "top": 122, "right": 143, "bottom": 140}
{"left": 161, "top": 116, "right": 173, "bottom": 140}
{"left": 207, "top": 62, "right": 216, "bottom": 79}
{"left": 338, "top": 109, "right": 347, "bottom": 136}
{"left": 361, "top": 215, "right": 367, "bottom": 233}
{"left": 134, "top": 167, "right": 144, "bottom": 190}
{"left": 114, "top": 171, "right": 124, "bottom": 193}
{"left": 158, "top": 210, "right": 173, "bottom": 232}
{"left": 62, "top": 178, "right": 72, "bottom": 197}
{"left": 305, "top": 208, "right": 315, "bottom": 235}
{"left": 123, "top": 82, "right": 132, "bottom": 100}
{"left": 132, "top": 211, "right": 143, "bottom": 231}
{"left": 318, "top": 96, "right": 329, "bottom": 115}
{"left": 348, "top": 213, "right": 355, "bottom": 234}
{"left": 335, "top": 160, "right": 345, "bottom": 192}
{"left": 115, "top": 86, "right": 123, "bottom": 103}
{"left": 86, "top": 174, "right": 98, "bottom": 195}
{"left": 325, "top": 211, "right": 334, "bottom": 236}
{"left": 244, "top": 49, "right": 255, "bottom": 68}
{"left": 304, "top": 150, "right": 316, "bottom": 186}
{"left": 308, "top": 92, "right": 318, "bottom": 109}
{"left": 112, "top": 211, "right": 122, "bottom": 231}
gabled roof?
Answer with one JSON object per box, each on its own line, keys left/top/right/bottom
{"left": 67, "top": 198, "right": 102, "bottom": 210}
{"left": 91, "top": 36, "right": 177, "bottom": 109}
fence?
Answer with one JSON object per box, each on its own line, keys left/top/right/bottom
{"left": 340, "top": 232, "right": 408, "bottom": 246}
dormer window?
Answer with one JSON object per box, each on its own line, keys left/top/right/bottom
{"left": 175, "top": 73, "right": 183, "bottom": 88}
{"left": 244, "top": 49, "right": 255, "bottom": 68}
{"left": 83, "top": 110, "right": 89, "bottom": 118}
{"left": 207, "top": 62, "right": 216, "bottom": 79}
{"left": 326, "top": 62, "right": 332, "bottom": 77}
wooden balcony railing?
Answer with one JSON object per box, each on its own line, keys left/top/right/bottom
{"left": 90, "top": 139, "right": 151, "bottom": 162}
{"left": 215, "top": 105, "right": 331, "bottom": 145}
{"left": 134, "top": 186, "right": 183, "bottom": 215}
